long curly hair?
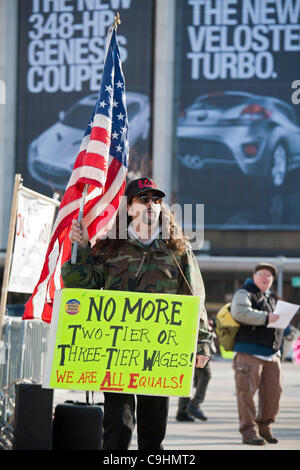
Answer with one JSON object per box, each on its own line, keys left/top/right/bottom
{"left": 91, "top": 203, "right": 189, "bottom": 259}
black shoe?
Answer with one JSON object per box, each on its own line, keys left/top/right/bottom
{"left": 187, "top": 404, "right": 207, "bottom": 421}
{"left": 243, "top": 437, "right": 265, "bottom": 446}
{"left": 260, "top": 434, "right": 278, "bottom": 444}
{"left": 176, "top": 412, "right": 195, "bottom": 422}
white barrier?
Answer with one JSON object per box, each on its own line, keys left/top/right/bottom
{"left": 0, "top": 317, "right": 49, "bottom": 448}
{"left": 0, "top": 317, "right": 49, "bottom": 389}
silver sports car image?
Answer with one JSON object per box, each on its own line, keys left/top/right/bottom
{"left": 28, "top": 92, "right": 150, "bottom": 189}
{"left": 177, "top": 91, "right": 300, "bottom": 187}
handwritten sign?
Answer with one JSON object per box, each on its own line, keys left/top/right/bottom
{"left": 8, "top": 188, "right": 56, "bottom": 293}
{"left": 43, "top": 288, "right": 201, "bottom": 397}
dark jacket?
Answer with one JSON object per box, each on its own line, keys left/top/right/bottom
{"left": 231, "top": 279, "right": 283, "bottom": 353}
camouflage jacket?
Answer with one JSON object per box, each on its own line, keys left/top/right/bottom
{"left": 61, "top": 237, "right": 211, "bottom": 356}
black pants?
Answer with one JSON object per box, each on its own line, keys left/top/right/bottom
{"left": 177, "top": 361, "right": 211, "bottom": 413}
{"left": 102, "top": 392, "right": 169, "bottom": 450}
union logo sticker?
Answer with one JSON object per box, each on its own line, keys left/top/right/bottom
{"left": 65, "top": 299, "right": 81, "bottom": 315}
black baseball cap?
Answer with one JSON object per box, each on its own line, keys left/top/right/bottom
{"left": 254, "top": 262, "right": 278, "bottom": 278}
{"left": 125, "top": 177, "right": 166, "bottom": 200}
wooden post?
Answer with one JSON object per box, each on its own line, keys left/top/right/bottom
{"left": 0, "top": 173, "right": 22, "bottom": 339}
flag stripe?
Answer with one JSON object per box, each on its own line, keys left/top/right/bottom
{"left": 84, "top": 160, "right": 126, "bottom": 229}
{"left": 78, "top": 134, "right": 90, "bottom": 153}
{"left": 92, "top": 113, "right": 111, "bottom": 132}
{"left": 90, "top": 127, "right": 111, "bottom": 145}
{"left": 85, "top": 141, "right": 110, "bottom": 160}
{"left": 68, "top": 166, "right": 107, "bottom": 189}
{"left": 73, "top": 149, "right": 108, "bottom": 171}
{"left": 89, "top": 182, "right": 126, "bottom": 244}
{"left": 53, "top": 154, "right": 118, "bottom": 231}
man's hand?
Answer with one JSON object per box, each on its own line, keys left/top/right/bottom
{"left": 268, "top": 313, "right": 280, "bottom": 324}
{"left": 69, "top": 219, "right": 89, "bottom": 248}
{"left": 195, "top": 355, "right": 209, "bottom": 368}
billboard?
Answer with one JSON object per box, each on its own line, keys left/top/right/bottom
{"left": 16, "top": 0, "right": 153, "bottom": 197}
{"left": 174, "top": 0, "right": 300, "bottom": 230}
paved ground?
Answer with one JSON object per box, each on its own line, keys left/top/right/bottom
{"left": 54, "top": 357, "right": 300, "bottom": 451}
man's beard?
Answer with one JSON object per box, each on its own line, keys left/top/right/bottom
{"left": 132, "top": 210, "right": 160, "bottom": 239}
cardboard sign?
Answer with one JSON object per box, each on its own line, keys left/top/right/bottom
{"left": 8, "top": 188, "right": 56, "bottom": 293}
{"left": 43, "top": 288, "right": 201, "bottom": 397}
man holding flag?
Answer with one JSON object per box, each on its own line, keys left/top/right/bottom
{"left": 62, "top": 176, "right": 211, "bottom": 450}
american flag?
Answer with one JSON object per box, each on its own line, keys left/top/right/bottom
{"left": 23, "top": 28, "right": 129, "bottom": 323}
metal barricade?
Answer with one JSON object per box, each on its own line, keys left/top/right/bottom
{"left": 0, "top": 317, "right": 50, "bottom": 449}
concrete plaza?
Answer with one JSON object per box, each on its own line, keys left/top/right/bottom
{"left": 54, "top": 357, "right": 300, "bottom": 451}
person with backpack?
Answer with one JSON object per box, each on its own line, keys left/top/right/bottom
{"left": 230, "top": 263, "right": 283, "bottom": 446}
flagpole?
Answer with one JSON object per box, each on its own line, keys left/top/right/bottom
{"left": 113, "top": 11, "right": 121, "bottom": 28}
{"left": 70, "top": 11, "right": 121, "bottom": 265}
{"left": 71, "top": 183, "right": 88, "bottom": 264}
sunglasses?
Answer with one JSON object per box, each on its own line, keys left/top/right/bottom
{"left": 255, "top": 272, "right": 273, "bottom": 279}
{"left": 136, "top": 194, "right": 162, "bottom": 205}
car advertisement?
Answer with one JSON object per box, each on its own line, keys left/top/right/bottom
{"left": 16, "top": 0, "right": 153, "bottom": 197}
{"left": 175, "top": 0, "right": 300, "bottom": 230}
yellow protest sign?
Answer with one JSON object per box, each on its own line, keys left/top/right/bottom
{"left": 43, "top": 288, "right": 201, "bottom": 397}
